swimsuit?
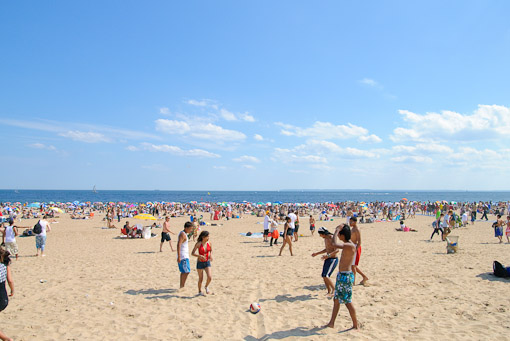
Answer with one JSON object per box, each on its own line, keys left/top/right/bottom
{"left": 161, "top": 232, "right": 171, "bottom": 242}
{"left": 334, "top": 271, "right": 354, "bottom": 303}
{"left": 321, "top": 257, "right": 338, "bottom": 278}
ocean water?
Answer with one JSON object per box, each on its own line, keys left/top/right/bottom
{"left": 0, "top": 190, "right": 509, "bottom": 204}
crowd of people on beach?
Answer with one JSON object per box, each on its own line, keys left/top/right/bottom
{"left": 0, "top": 198, "right": 509, "bottom": 338}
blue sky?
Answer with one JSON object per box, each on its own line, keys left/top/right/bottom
{"left": 1, "top": 1, "right": 510, "bottom": 190}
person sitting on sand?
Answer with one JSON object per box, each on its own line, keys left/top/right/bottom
{"left": 395, "top": 221, "right": 417, "bottom": 232}
{"left": 123, "top": 221, "right": 137, "bottom": 238}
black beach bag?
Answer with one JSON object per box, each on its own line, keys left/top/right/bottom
{"left": 33, "top": 220, "right": 42, "bottom": 235}
{"left": 493, "top": 261, "right": 509, "bottom": 278}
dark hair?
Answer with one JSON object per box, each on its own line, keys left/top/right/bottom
{"left": 184, "top": 221, "right": 193, "bottom": 229}
{"left": 197, "top": 230, "right": 209, "bottom": 242}
{"left": 338, "top": 224, "right": 351, "bottom": 241}
{"left": 349, "top": 216, "right": 357, "bottom": 222}
{"left": 0, "top": 247, "right": 11, "bottom": 266}
{"left": 285, "top": 216, "right": 291, "bottom": 221}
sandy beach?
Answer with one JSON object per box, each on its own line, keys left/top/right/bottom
{"left": 3, "top": 212, "right": 510, "bottom": 340}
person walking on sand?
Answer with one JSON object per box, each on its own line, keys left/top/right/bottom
{"left": 35, "top": 215, "right": 51, "bottom": 257}
{"left": 349, "top": 217, "right": 368, "bottom": 286}
{"left": 310, "top": 215, "right": 316, "bottom": 236}
{"left": 160, "top": 216, "right": 176, "bottom": 252}
{"left": 279, "top": 217, "right": 294, "bottom": 256}
{"left": 0, "top": 247, "right": 15, "bottom": 341}
{"left": 263, "top": 211, "right": 270, "bottom": 243}
{"left": 191, "top": 231, "right": 213, "bottom": 295}
{"left": 269, "top": 214, "right": 279, "bottom": 246}
{"left": 312, "top": 227, "right": 339, "bottom": 297}
{"left": 177, "top": 222, "right": 193, "bottom": 289}
{"left": 324, "top": 224, "right": 358, "bottom": 330}
{"left": 294, "top": 213, "right": 300, "bottom": 242}
{"left": 494, "top": 214, "right": 504, "bottom": 243}
{"left": 1, "top": 219, "right": 18, "bottom": 261}
{"left": 505, "top": 215, "right": 510, "bottom": 243}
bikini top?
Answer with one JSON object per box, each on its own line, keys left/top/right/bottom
{"left": 199, "top": 242, "right": 211, "bottom": 261}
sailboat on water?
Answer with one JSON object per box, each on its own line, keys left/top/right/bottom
{"left": 92, "top": 185, "right": 98, "bottom": 193}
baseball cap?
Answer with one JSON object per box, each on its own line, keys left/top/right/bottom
{"left": 318, "top": 227, "right": 331, "bottom": 235}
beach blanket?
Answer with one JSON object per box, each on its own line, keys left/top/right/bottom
{"left": 240, "top": 232, "right": 263, "bottom": 238}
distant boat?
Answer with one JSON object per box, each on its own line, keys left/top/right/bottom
{"left": 14, "top": 190, "right": 19, "bottom": 193}
{"left": 92, "top": 185, "right": 98, "bottom": 193}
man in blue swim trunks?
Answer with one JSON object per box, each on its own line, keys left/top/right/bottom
{"left": 312, "top": 227, "right": 339, "bottom": 297}
{"left": 177, "top": 222, "right": 193, "bottom": 289}
{"left": 324, "top": 224, "right": 359, "bottom": 330}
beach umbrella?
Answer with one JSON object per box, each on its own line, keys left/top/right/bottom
{"left": 28, "top": 203, "right": 40, "bottom": 208}
{"left": 402, "top": 198, "right": 408, "bottom": 201}
{"left": 133, "top": 214, "right": 156, "bottom": 221}
{"left": 50, "top": 207, "right": 64, "bottom": 214}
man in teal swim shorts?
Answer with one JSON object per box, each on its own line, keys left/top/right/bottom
{"left": 324, "top": 224, "right": 359, "bottom": 330}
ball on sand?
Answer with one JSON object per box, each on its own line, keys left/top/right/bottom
{"left": 250, "top": 302, "right": 261, "bottom": 314}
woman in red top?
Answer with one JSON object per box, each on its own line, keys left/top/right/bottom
{"left": 192, "top": 231, "right": 213, "bottom": 295}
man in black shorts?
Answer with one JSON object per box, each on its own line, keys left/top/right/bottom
{"left": 160, "top": 216, "right": 176, "bottom": 252}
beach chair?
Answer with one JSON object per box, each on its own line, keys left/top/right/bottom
{"left": 446, "top": 236, "right": 459, "bottom": 254}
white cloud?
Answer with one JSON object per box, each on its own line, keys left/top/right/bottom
{"left": 276, "top": 121, "right": 380, "bottom": 142}
{"left": 155, "top": 119, "right": 191, "bottom": 135}
{"left": 126, "top": 145, "right": 139, "bottom": 151}
{"left": 186, "top": 99, "right": 218, "bottom": 109}
{"left": 29, "top": 143, "right": 56, "bottom": 150}
{"left": 213, "top": 165, "right": 227, "bottom": 170}
{"left": 273, "top": 147, "right": 328, "bottom": 164}
{"left": 159, "top": 107, "right": 171, "bottom": 115}
{"left": 254, "top": 134, "right": 264, "bottom": 141}
{"left": 305, "top": 140, "right": 379, "bottom": 159}
{"left": 241, "top": 113, "right": 255, "bottom": 122}
{"left": 59, "top": 131, "right": 111, "bottom": 143}
{"left": 220, "top": 109, "right": 237, "bottom": 121}
{"left": 391, "top": 105, "right": 510, "bottom": 142}
{"left": 358, "top": 134, "right": 382, "bottom": 143}
{"left": 155, "top": 119, "right": 246, "bottom": 143}
{"left": 359, "top": 78, "right": 379, "bottom": 87}
{"left": 391, "top": 155, "right": 433, "bottom": 163}
{"left": 242, "top": 165, "right": 255, "bottom": 169}
{"left": 140, "top": 143, "right": 220, "bottom": 158}
{"left": 233, "top": 155, "right": 260, "bottom": 163}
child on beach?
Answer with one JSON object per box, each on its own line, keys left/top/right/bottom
{"left": 494, "top": 215, "right": 504, "bottom": 243}
{"left": 0, "top": 247, "right": 14, "bottom": 341}
{"left": 311, "top": 227, "right": 339, "bottom": 297}
{"left": 269, "top": 215, "right": 279, "bottom": 246}
{"left": 279, "top": 217, "right": 294, "bottom": 256}
{"left": 191, "top": 231, "right": 213, "bottom": 295}
{"left": 324, "top": 224, "right": 358, "bottom": 330}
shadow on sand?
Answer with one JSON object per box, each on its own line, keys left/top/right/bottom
{"left": 260, "top": 294, "right": 317, "bottom": 303}
{"left": 244, "top": 326, "right": 324, "bottom": 340}
{"left": 476, "top": 272, "right": 510, "bottom": 282}
{"left": 125, "top": 288, "right": 196, "bottom": 300}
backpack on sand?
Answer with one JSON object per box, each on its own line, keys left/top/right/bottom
{"left": 493, "top": 261, "right": 509, "bottom": 278}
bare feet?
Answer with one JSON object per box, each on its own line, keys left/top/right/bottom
{"left": 205, "top": 287, "right": 211, "bottom": 294}
{"left": 360, "top": 278, "right": 369, "bottom": 286}
{"left": 323, "top": 323, "right": 334, "bottom": 328}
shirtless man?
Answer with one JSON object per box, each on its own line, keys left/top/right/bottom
{"left": 309, "top": 215, "right": 316, "bottom": 236}
{"left": 349, "top": 217, "right": 369, "bottom": 286}
{"left": 312, "top": 227, "right": 339, "bottom": 297}
{"left": 324, "top": 224, "right": 358, "bottom": 330}
{"left": 160, "top": 216, "right": 176, "bottom": 252}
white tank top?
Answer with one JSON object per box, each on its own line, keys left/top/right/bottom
{"left": 4, "top": 225, "right": 15, "bottom": 243}
{"left": 178, "top": 231, "right": 189, "bottom": 259}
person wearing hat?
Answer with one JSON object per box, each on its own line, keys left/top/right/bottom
{"left": 311, "top": 227, "right": 339, "bottom": 297}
